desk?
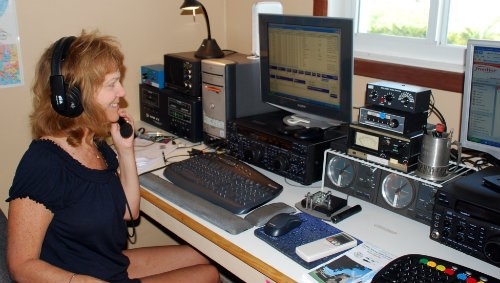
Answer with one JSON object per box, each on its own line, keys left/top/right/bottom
{"left": 136, "top": 136, "right": 499, "bottom": 282}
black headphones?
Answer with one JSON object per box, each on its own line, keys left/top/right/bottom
{"left": 50, "top": 36, "right": 84, "bottom": 117}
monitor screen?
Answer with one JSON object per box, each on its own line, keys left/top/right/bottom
{"left": 259, "top": 14, "right": 353, "bottom": 128}
{"left": 460, "top": 39, "right": 500, "bottom": 162}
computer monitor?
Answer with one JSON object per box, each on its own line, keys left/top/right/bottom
{"left": 460, "top": 39, "right": 500, "bottom": 162}
{"left": 259, "top": 14, "right": 353, "bottom": 129}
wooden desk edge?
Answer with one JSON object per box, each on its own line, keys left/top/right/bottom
{"left": 140, "top": 187, "right": 297, "bottom": 283}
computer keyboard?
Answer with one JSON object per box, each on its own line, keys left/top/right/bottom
{"left": 139, "top": 173, "right": 253, "bottom": 234}
{"left": 372, "top": 254, "right": 499, "bottom": 283}
{"left": 163, "top": 153, "right": 283, "bottom": 214}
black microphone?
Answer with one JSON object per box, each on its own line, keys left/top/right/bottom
{"left": 118, "top": 117, "right": 133, "bottom": 138}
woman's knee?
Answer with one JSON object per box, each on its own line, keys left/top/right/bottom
{"left": 201, "top": 264, "right": 221, "bottom": 283}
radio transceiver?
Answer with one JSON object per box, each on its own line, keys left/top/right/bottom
{"left": 226, "top": 111, "right": 345, "bottom": 185}
{"left": 365, "top": 81, "right": 431, "bottom": 113}
{"left": 359, "top": 105, "right": 427, "bottom": 134}
{"left": 347, "top": 122, "right": 423, "bottom": 172}
{"left": 430, "top": 167, "right": 500, "bottom": 267}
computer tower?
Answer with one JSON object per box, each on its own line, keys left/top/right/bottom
{"left": 201, "top": 53, "right": 274, "bottom": 143}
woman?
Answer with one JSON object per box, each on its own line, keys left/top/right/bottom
{"left": 6, "top": 31, "right": 220, "bottom": 283}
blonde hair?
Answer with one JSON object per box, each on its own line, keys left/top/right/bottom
{"left": 31, "top": 30, "right": 126, "bottom": 146}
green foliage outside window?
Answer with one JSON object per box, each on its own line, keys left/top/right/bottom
{"left": 369, "top": 24, "right": 500, "bottom": 46}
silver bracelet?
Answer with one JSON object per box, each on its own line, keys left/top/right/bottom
{"left": 68, "top": 273, "right": 77, "bottom": 283}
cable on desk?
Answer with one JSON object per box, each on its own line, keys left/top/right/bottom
{"left": 284, "top": 177, "right": 322, "bottom": 191}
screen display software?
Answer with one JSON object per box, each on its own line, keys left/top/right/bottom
{"left": 259, "top": 14, "right": 353, "bottom": 128}
{"left": 268, "top": 23, "right": 342, "bottom": 110}
{"left": 461, "top": 41, "right": 500, "bottom": 161}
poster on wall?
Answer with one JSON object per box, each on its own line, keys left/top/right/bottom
{"left": 0, "top": 0, "right": 23, "bottom": 88}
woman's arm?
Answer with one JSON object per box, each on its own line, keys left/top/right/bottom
{"left": 110, "top": 113, "right": 140, "bottom": 220}
{"left": 7, "top": 198, "right": 106, "bottom": 283}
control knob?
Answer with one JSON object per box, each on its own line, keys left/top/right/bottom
{"left": 430, "top": 229, "right": 440, "bottom": 239}
{"left": 389, "top": 119, "right": 399, "bottom": 128}
{"left": 369, "top": 90, "right": 378, "bottom": 99}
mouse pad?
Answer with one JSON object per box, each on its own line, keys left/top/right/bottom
{"left": 254, "top": 212, "right": 361, "bottom": 269}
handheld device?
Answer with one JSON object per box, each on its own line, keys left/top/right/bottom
{"left": 118, "top": 117, "right": 133, "bottom": 138}
{"left": 295, "top": 231, "right": 357, "bottom": 262}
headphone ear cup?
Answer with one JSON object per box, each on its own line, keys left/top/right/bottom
{"left": 50, "top": 75, "right": 83, "bottom": 118}
{"left": 62, "top": 83, "right": 83, "bottom": 117}
{"left": 49, "top": 36, "right": 83, "bottom": 118}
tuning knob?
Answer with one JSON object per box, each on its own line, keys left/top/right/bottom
{"left": 243, "top": 146, "right": 263, "bottom": 163}
{"left": 272, "top": 155, "right": 289, "bottom": 172}
{"left": 484, "top": 236, "right": 500, "bottom": 264}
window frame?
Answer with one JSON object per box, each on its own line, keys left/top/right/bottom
{"left": 314, "top": 0, "right": 464, "bottom": 93}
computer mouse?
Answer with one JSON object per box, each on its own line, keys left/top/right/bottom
{"left": 293, "top": 127, "right": 324, "bottom": 140}
{"left": 263, "top": 213, "right": 302, "bottom": 237}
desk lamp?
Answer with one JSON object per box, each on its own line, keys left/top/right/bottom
{"left": 180, "top": 0, "right": 224, "bottom": 59}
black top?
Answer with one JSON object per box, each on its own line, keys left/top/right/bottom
{"left": 7, "top": 139, "right": 132, "bottom": 282}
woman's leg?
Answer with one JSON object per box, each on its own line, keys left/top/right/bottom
{"left": 125, "top": 245, "right": 220, "bottom": 283}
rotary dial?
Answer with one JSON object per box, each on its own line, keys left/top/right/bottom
{"left": 381, "top": 173, "right": 414, "bottom": 208}
{"left": 327, "top": 156, "right": 355, "bottom": 188}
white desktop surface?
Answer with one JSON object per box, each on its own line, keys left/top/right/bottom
{"left": 135, "top": 129, "right": 499, "bottom": 282}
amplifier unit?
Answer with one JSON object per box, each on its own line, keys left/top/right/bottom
{"left": 164, "top": 51, "right": 201, "bottom": 97}
{"left": 226, "top": 111, "right": 344, "bottom": 185}
{"left": 322, "top": 149, "right": 475, "bottom": 225}
{"left": 358, "top": 105, "right": 427, "bottom": 134}
{"left": 139, "top": 84, "right": 202, "bottom": 142}
{"left": 165, "top": 90, "right": 203, "bottom": 142}
{"left": 430, "top": 167, "right": 500, "bottom": 267}
{"left": 365, "top": 81, "right": 431, "bottom": 113}
{"left": 139, "top": 83, "right": 168, "bottom": 130}
{"left": 347, "top": 122, "right": 423, "bottom": 172}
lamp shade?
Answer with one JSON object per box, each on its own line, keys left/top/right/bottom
{"left": 180, "top": 0, "right": 199, "bottom": 10}
{"left": 180, "top": 0, "right": 224, "bottom": 59}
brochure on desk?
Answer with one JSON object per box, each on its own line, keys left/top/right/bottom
{"left": 303, "top": 242, "right": 395, "bottom": 283}
{"left": 134, "top": 138, "right": 176, "bottom": 175}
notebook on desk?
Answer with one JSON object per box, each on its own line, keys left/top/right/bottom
{"left": 254, "top": 213, "right": 362, "bottom": 269}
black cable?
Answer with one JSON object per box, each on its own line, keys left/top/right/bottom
{"left": 428, "top": 96, "right": 447, "bottom": 127}
{"left": 125, "top": 198, "right": 137, "bottom": 244}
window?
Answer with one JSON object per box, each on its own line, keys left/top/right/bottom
{"left": 328, "top": 0, "right": 500, "bottom": 72}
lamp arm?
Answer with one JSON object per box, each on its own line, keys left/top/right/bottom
{"left": 198, "top": 2, "right": 212, "bottom": 39}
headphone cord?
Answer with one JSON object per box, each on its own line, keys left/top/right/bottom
{"left": 125, "top": 198, "right": 137, "bottom": 244}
